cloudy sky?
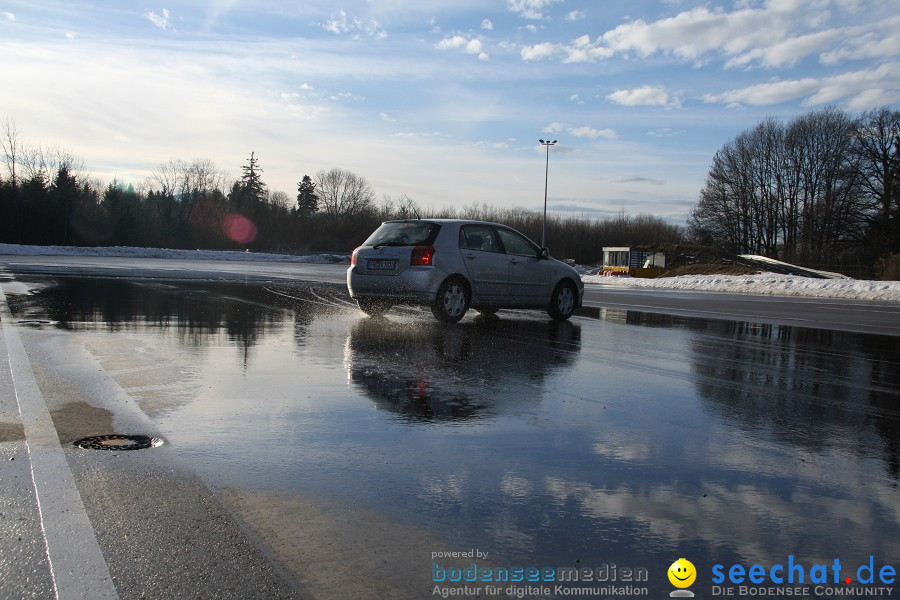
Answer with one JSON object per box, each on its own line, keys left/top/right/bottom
{"left": 1, "top": 0, "right": 898, "bottom": 223}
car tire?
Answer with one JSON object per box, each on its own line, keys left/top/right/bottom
{"left": 431, "top": 278, "right": 470, "bottom": 323}
{"left": 547, "top": 281, "right": 576, "bottom": 321}
{"left": 357, "top": 297, "right": 392, "bottom": 316}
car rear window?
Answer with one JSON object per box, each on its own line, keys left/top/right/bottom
{"left": 362, "top": 221, "right": 440, "bottom": 247}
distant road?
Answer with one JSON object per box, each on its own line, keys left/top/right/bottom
{"left": 2, "top": 254, "right": 898, "bottom": 336}
{"left": 582, "top": 285, "right": 900, "bottom": 337}
{"left": 0, "top": 255, "right": 350, "bottom": 284}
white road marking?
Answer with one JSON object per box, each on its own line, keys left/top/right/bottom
{"left": 0, "top": 287, "right": 119, "bottom": 600}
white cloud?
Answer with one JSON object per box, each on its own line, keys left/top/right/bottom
{"left": 2, "top": 12, "right": 15, "bottom": 21}
{"left": 601, "top": 6, "right": 780, "bottom": 62}
{"left": 481, "top": 18, "right": 493, "bottom": 30}
{"left": 521, "top": 42, "right": 558, "bottom": 61}
{"left": 517, "top": 2, "right": 896, "bottom": 73}
{"left": 731, "top": 30, "right": 843, "bottom": 69}
{"left": 436, "top": 35, "right": 487, "bottom": 59}
{"left": 143, "top": 8, "right": 171, "bottom": 30}
{"left": 607, "top": 85, "right": 682, "bottom": 108}
{"left": 507, "top": 0, "right": 562, "bottom": 20}
{"left": 476, "top": 140, "right": 510, "bottom": 150}
{"left": 819, "top": 17, "right": 900, "bottom": 65}
{"left": 614, "top": 175, "right": 665, "bottom": 185}
{"left": 522, "top": 35, "right": 614, "bottom": 63}
{"left": 701, "top": 77, "right": 820, "bottom": 106}
{"left": 543, "top": 122, "right": 564, "bottom": 133}
{"left": 804, "top": 63, "right": 900, "bottom": 108}
{"left": 322, "top": 10, "right": 387, "bottom": 39}
{"left": 323, "top": 9, "right": 350, "bottom": 34}
{"left": 701, "top": 63, "right": 900, "bottom": 108}
{"left": 647, "top": 128, "right": 682, "bottom": 138}
{"left": 595, "top": 2, "right": 896, "bottom": 72}
{"left": 568, "top": 126, "right": 617, "bottom": 140}
{"left": 565, "top": 11, "right": 585, "bottom": 22}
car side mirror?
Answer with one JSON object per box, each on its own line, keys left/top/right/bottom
{"left": 540, "top": 248, "right": 549, "bottom": 259}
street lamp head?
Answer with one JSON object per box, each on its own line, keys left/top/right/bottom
{"left": 539, "top": 139, "right": 545, "bottom": 144}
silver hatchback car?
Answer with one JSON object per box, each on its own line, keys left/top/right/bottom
{"left": 347, "top": 219, "right": 584, "bottom": 322}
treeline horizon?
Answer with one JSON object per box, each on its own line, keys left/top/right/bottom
{"left": 0, "top": 120, "right": 683, "bottom": 265}
{"left": 3, "top": 106, "right": 897, "bottom": 276}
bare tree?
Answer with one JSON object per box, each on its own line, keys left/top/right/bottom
{"left": 690, "top": 107, "right": 868, "bottom": 265}
{"left": 314, "top": 167, "right": 376, "bottom": 217}
{"left": 24, "top": 144, "right": 84, "bottom": 183}
{"left": 185, "top": 158, "right": 229, "bottom": 196}
{"left": 269, "top": 190, "right": 292, "bottom": 209}
{"left": 146, "top": 158, "right": 187, "bottom": 197}
{"left": 852, "top": 107, "right": 900, "bottom": 255}
{"left": 1, "top": 117, "right": 20, "bottom": 184}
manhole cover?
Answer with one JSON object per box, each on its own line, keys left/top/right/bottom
{"left": 73, "top": 435, "right": 164, "bottom": 451}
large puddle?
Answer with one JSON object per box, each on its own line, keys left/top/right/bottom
{"left": 7, "top": 277, "right": 900, "bottom": 597}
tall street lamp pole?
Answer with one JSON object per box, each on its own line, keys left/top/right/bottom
{"left": 539, "top": 139, "right": 557, "bottom": 248}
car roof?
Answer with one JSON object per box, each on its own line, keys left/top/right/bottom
{"left": 382, "top": 219, "right": 507, "bottom": 227}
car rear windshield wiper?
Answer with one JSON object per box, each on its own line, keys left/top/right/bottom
{"left": 373, "top": 241, "right": 410, "bottom": 248}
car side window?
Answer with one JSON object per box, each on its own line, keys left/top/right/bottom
{"left": 496, "top": 228, "right": 540, "bottom": 258}
{"left": 459, "top": 226, "right": 500, "bottom": 253}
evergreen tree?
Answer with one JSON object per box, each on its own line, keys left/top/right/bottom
{"left": 296, "top": 174, "right": 319, "bottom": 217}
{"left": 239, "top": 151, "right": 267, "bottom": 205}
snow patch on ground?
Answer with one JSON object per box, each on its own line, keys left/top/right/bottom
{"left": 0, "top": 244, "right": 349, "bottom": 264}
{"left": 582, "top": 272, "right": 900, "bottom": 302}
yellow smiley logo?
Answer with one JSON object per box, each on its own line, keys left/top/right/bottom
{"left": 668, "top": 558, "right": 697, "bottom": 588}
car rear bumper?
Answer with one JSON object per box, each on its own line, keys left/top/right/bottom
{"left": 347, "top": 266, "right": 447, "bottom": 303}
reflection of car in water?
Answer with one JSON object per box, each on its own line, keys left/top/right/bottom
{"left": 343, "top": 315, "right": 581, "bottom": 422}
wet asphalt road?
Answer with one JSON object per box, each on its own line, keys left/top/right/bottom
{"left": 1, "top": 257, "right": 899, "bottom": 600}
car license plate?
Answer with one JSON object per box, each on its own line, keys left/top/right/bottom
{"left": 368, "top": 259, "right": 396, "bottom": 271}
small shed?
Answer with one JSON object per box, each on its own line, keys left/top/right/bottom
{"left": 601, "top": 247, "right": 666, "bottom": 278}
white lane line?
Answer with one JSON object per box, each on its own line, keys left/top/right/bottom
{"left": 0, "top": 287, "right": 119, "bottom": 600}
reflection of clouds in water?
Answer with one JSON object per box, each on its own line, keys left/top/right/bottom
{"left": 486, "top": 512, "right": 536, "bottom": 555}
{"left": 592, "top": 432, "right": 651, "bottom": 462}
{"left": 500, "top": 473, "right": 535, "bottom": 499}
{"left": 707, "top": 436, "right": 878, "bottom": 492}
{"left": 543, "top": 476, "right": 900, "bottom": 564}
{"left": 419, "top": 473, "right": 466, "bottom": 507}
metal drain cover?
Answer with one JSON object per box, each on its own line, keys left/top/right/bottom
{"left": 73, "top": 435, "right": 164, "bottom": 451}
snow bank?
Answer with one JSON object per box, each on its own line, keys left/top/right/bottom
{"left": 582, "top": 272, "right": 900, "bottom": 302}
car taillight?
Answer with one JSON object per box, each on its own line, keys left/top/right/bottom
{"left": 351, "top": 247, "right": 360, "bottom": 266}
{"left": 411, "top": 245, "right": 435, "bottom": 266}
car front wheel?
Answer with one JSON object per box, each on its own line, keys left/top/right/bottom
{"left": 431, "top": 278, "right": 469, "bottom": 323}
{"left": 547, "top": 282, "right": 576, "bottom": 321}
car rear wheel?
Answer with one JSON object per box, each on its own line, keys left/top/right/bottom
{"left": 547, "top": 281, "right": 576, "bottom": 321}
{"left": 357, "top": 297, "right": 392, "bottom": 316}
{"left": 431, "top": 278, "right": 469, "bottom": 323}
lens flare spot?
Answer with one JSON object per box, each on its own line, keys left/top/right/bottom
{"left": 223, "top": 213, "right": 257, "bottom": 244}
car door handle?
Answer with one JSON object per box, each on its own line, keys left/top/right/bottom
{"left": 508, "top": 259, "right": 519, "bottom": 264}
{"left": 464, "top": 253, "right": 477, "bottom": 260}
